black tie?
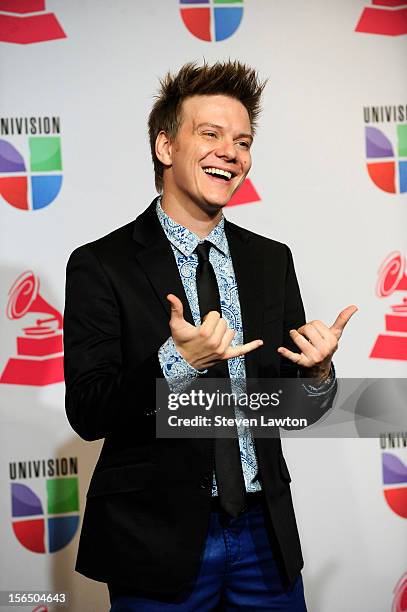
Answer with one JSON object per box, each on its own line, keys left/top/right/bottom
{"left": 195, "top": 241, "right": 246, "bottom": 517}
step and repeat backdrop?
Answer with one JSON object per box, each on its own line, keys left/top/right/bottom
{"left": 0, "top": 1, "right": 406, "bottom": 611}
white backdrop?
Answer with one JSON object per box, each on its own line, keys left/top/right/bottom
{"left": 0, "top": 1, "right": 406, "bottom": 611}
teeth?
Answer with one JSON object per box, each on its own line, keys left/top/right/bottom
{"left": 203, "top": 167, "right": 232, "bottom": 180}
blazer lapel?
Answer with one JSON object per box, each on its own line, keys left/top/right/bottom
{"left": 225, "top": 220, "right": 264, "bottom": 379}
{"left": 132, "top": 200, "right": 194, "bottom": 325}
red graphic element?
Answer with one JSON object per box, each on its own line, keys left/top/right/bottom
{"left": 0, "top": 0, "right": 66, "bottom": 44}
{"left": 0, "top": 0, "right": 45, "bottom": 12}
{"left": 370, "top": 251, "right": 407, "bottom": 361}
{"left": 12, "top": 518, "right": 45, "bottom": 553}
{"left": 33, "top": 607, "right": 48, "bottom": 612}
{"left": 355, "top": 1, "right": 407, "bottom": 36}
{"left": 373, "top": 0, "right": 406, "bottom": 6}
{"left": 392, "top": 572, "right": 407, "bottom": 612}
{"left": 0, "top": 271, "right": 64, "bottom": 386}
{"left": 180, "top": 8, "right": 211, "bottom": 41}
{"left": 0, "top": 176, "right": 28, "bottom": 210}
{"left": 367, "top": 161, "right": 396, "bottom": 193}
{"left": 227, "top": 178, "right": 261, "bottom": 207}
{"left": 384, "top": 488, "right": 407, "bottom": 519}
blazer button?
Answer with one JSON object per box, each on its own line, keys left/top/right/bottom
{"left": 200, "top": 475, "right": 211, "bottom": 489}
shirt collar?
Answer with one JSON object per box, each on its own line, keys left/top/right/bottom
{"left": 156, "top": 197, "right": 228, "bottom": 257}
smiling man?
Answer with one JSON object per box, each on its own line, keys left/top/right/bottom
{"left": 64, "top": 61, "right": 356, "bottom": 611}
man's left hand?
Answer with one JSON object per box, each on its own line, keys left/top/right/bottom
{"left": 277, "top": 305, "right": 358, "bottom": 381}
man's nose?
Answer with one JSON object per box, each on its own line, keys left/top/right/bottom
{"left": 215, "top": 139, "right": 236, "bottom": 161}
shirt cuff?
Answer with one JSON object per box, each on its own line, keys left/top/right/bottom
{"left": 301, "top": 363, "right": 336, "bottom": 396}
{"left": 158, "top": 336, "right": 207, "bottom": 392}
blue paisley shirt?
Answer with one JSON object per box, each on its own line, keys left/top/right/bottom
{"left": 156, "top": 199, "right": 262, "bottom": 494}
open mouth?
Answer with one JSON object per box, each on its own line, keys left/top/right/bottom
{"left": 202, "top": 167, "right": 234, "bottom": 181}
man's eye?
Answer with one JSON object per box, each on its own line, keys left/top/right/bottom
{"left": 204, "top": 132, "right": 217, "bottom": 138}
{"left": 237, "top": 141, "right": 250, "bottom": 149}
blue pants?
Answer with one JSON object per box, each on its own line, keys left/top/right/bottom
{"left": 109, "top": 501, "right": 307, "bottom": 611}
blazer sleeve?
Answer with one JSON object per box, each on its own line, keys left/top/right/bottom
{"left": 63, "top": 245, "right": 164, "bottom": 442}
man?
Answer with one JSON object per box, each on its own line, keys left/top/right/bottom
{"left": 64, "top": 61, "right": 356, "bottom": 610}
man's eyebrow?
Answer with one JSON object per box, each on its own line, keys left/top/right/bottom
{"left": 197, "top": 123, "right": 253, "bottom": 141}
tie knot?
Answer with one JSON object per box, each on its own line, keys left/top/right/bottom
{"left": 195, "top": 241, "right": 212, "bottom": 263}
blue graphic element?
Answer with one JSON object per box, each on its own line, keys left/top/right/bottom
{"left": 31, "top": 175, "right": 62, "bottom": 210}
{"left": 48, "top": 516, "right": 80, "bottom": 553}
{"left": 214, "top": 7, "right": 243, "bottom": 41}
{"left": 399, "top": 161, "right": 407, "bottom": 193}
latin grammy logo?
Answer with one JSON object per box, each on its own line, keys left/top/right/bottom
{"left": 392, "top": 571, "right": 407, "bottom": 612}
{"left": 370, "top": 251, "right": 407, "bottom": 361}
{"left": 355, "top": 1, "right": 407, "bottom": 37}
{"left": 0, "top": 271, "right": 64, "bottom": 386}
{"left": 0, "top": 0, "right": 66, "bottom": 45}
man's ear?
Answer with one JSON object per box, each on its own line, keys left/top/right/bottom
{"left": 155, "top": 131, "right": 173, "bottom": 167}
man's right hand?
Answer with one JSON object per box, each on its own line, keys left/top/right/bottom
{"left": 166, "top": 294, "right": 263, "bottom": 371}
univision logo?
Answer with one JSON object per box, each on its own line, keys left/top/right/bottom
{"left": 365, "top": 126, "right": 407, "bottom": 194}
{"left": 180, "top": 0, "right": 243, "bottom": 42}
{"left": 0, "top": 116, "right": 62, "bottom": 211}
{"left": 364, "top": 105, "right": 407, "bottom": 194}
{"left": 382, "top": 452, "right": 407, "bottom": 519}
{"left": 10, "top": 457, "right": 79, "bottom": 554}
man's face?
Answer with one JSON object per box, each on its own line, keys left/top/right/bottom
{"left": 165, "top": 94, "right": 253, "bottom": 212}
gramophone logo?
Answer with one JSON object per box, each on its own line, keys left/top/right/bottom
{"left": 382, "top": 453, "right": 407, "bottom": 519}
{"left": 180, "top": 0, "right": 243, "bottom": 42}
{"left": 392, "top": 572, "right": 407, "bottom": 612}
{"left": 10, "top": 457, "right": 79, "bottom": 553}
{"left": 370, "top": 252, "right": 407, "bottom": 361}
{"left": 0, "top": 271, "right": 64, "bottom": 386}
{"left": 355, "top": 1, "right": 407, "bottom": 36}
{"left": 365, "top": 124, "right": 407, "bottom": 194}
{"left": 0, "top": 0, "right": 66, "bottom": 45}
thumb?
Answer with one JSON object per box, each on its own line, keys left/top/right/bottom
{"left": 166, "top": 294, "right": 185, "bottom": 323}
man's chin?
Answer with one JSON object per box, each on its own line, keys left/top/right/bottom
{"left": 201, "top": 190, "right": 235, "bottom": 211}
{"left": 200, "top": 198, "right": 230, "bottom": 215}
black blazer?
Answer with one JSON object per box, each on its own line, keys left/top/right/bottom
{"left": 64, "top": 199, "right": 334, "bottom": 594}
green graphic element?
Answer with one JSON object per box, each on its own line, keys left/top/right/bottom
{"left": 397, "top": 124, "right": 407, "bottom": 157}
{"left": 47, "top": 478, "right": 79, "bottom": 514}
{"left": 29, "top": 137, "right": 62, "bottom": 172}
